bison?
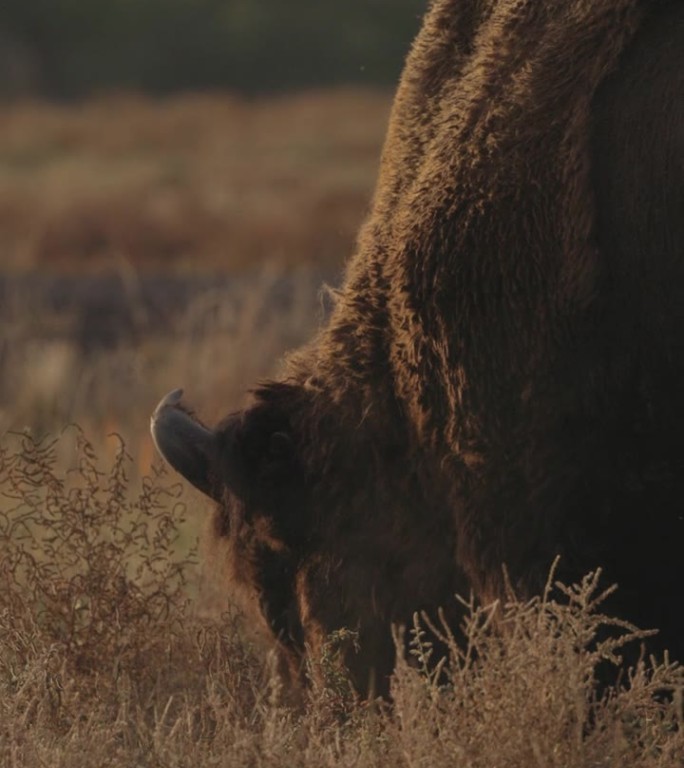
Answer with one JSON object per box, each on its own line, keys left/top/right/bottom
{"left": 151, "top": 0, "right": 684, "bottom": 696}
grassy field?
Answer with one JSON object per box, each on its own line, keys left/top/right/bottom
{"left": 0, "top": 89, "right": 390, "bottom": 274}
{"left": 0, "top": 90, "right": 682, "bottom": 766}
{"left": 0, "top": 88, "right": 391, "bottom": 469}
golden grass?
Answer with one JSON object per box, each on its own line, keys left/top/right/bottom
{"left": 0, "top": 89, "right": 391, "bottom": 274}
{"left": 0, "top": 432, "right": 681, "bottom": 767}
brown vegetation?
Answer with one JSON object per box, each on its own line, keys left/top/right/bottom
{"left": 0, "top": 89, "right": 390, "bottom": 273}
{"left": 0, "top": 432, "right": 682, "bottom": 766}
{"left": 0, "top": 89, "right": 389, "bottom": 456}
{"left": 0, "top": 268, "right": 325, "bottom": 483}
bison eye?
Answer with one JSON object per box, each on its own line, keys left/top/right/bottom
{"left": 240, "top": 426, "right": 298, "bottom": 492}
{"left": 268, "top": 431, "right": 293, "bottom": 460}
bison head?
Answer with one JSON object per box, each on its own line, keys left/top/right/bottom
{"left": 151, "top": 385, "right": 465, "bottom": 696}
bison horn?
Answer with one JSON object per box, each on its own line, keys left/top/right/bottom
{"left": 150, "top": 389, "right": 218, "bottom": 500}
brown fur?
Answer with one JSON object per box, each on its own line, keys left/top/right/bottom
{"left": 178, "top": 0, "right": 684, "bottom": 695}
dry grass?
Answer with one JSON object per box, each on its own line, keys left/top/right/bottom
{"left": 0, "top": 89, "right": 386, "bottom": 461}
{"left": 1, "top": 90, "right": 682, "bottom": 766}
{"left": 0, "top": 266, "right": 326, "bottom": 481}
{"left": 0, "top": 432, "right": 681, "bottom": 767}
{"left": 0, "top": 89, "right": 390, "bottom": 273}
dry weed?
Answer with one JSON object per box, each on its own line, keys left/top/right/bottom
{"left": 0, "top": 431, "right": 681, "bottom": 767}
{"left": 392, "top": 570, "right": 683, "bottom": 767}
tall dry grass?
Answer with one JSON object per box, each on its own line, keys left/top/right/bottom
{"left": 0, "top": 266, "right": 327, "bottom": 483}
{"left": 0, "top": 431, "right": 681, "bottom": 767}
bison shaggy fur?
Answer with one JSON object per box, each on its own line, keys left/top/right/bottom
{"left": 152, "top": 0, "right": 684, "bottom": 696}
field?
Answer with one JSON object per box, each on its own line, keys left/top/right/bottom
{"left": 0, "top": 90, "right": 682, "bottom": 766}
{"left": 0, "top": 88, "right": 392, "bottom": 462}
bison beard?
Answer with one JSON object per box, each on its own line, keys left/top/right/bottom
{"left": 151, "top": 0, "right": 684, "bottom": 697}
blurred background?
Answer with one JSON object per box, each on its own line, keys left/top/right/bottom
{"left": 0, "top": 0, "right": 425, "bottom": 472}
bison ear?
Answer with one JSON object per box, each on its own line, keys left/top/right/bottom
{"left": 150, "top": 389, "right": 219, "bottom": 500}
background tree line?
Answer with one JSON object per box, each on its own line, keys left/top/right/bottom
{"left": 0, "top": 0, "right": 425, "bottom": 99}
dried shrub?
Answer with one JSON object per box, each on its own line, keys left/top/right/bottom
{"left": 0, "top": 429, "right": 191, "bottom": 680}
{"left": 0, "top": 430, "right": 681, "bottom": 767}
{"left": 0, "top": 429, "right": 264, "bottom": 750}
{"left": 392, "top": 567, "right": 684, "bottom": 767}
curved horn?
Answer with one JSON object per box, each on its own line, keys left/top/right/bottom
{"left": 150, "top": 389, "right": 218, "bottom": 499}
